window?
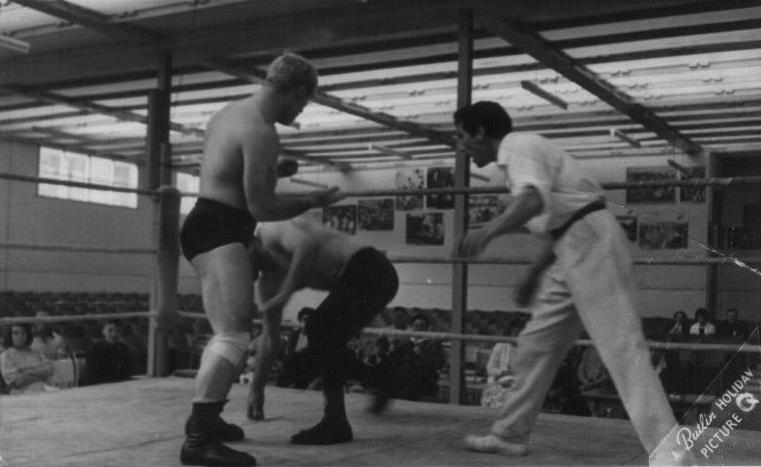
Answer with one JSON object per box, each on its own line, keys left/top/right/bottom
{"left": 38, "top": 147, "right": 139, "bottom": 208}
{"left": 176, "top": 172, "right": 199, "bottom": 215}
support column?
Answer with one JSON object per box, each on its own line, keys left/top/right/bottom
{"left": 146, "top": 51, "right": 174, "bottom": 377}
{"left": 449, "top": 7, "right": 473, "bottom": 405}
{"left": 706, "top": 152, "right": 720, "bottom": 316}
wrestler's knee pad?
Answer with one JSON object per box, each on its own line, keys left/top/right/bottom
{"left": 206, "top": 331, "right": 250, "bottom": 367}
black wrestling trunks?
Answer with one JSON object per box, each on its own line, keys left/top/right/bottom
{"left": 180, "top": 197, "right": 257, "bottom": 261}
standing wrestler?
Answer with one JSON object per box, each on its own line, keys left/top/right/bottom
{"left": 178, "top": 53, "right": 343, "bottom": 466}
{"left": 248, "top": 217, "right": 398, "bottom": 444}
{"left": 453, "top": 101, "right": 683, "bottom": 464}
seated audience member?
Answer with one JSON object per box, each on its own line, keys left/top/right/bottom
{"left": 87, "top": 321, "right": 133, "bottom": 384}
{"left": 276, "top": 308, "right": 318, "bottom": 389}
{"left": 480, "top": 321, "right": 521, "bottom": 408}
{"left": 383, "top": 313, "right": 446, "bottom": 401}
{"left": 717, "top": 308, "right": 747, "bottom": 340}
{"left": 667, "top": 310, "right": 690, "bottom": 339}
{"left": 689, "top": 308, "right": 716, "bottom": 337}
{"left": 366, "top": 336, "right": 390, "bottom": 367}
{"left": 546, "top": 348, "right": 588, "bottom": 416}
{"left": 1, "top": 324, "right": 54, "bottom": 394}
{"left": 577, "top": 346, "right": 612, "bottom": 393}
{"left": 32, "top": 324, "right": 70, "bottom": 360}
{"left": 387, "top": 306, "right": 410, "bottom": 351}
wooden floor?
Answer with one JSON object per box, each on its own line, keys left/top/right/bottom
{"left": 1, "top": 377, "right": 759, "bottom": 467}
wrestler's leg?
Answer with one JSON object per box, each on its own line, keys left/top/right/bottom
{"left": 181, "top": 243, "right": 256, "bottom": 466}
{"left": 292, "top": 251, "right": 398, "bottom": 444}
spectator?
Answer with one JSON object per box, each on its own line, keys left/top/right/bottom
{"left": 717, "top": 308, "right": 747, "bottom": 340}
{"left": 87, "top": 321, "right": 133, "bottom": 384}
{"left": 387, "top": 306, "right": 410, "bottom": 352}
{"left": 480, "top": 322, "right": 520, "bottom": 408}
{"left": 366, "top": 336, "right": 390, "bottom": 367}
{"left": 384, "top": 313, "right": 446, "bottom": 401}
{"left": 667, "top": 310, "right": 690, "bottom": 339}
{"left": 1, "top": 323, "right": 54, "bottom": 394}
{"left": 577, "top": 346, "right": 612, "bottom": 393}
{"left": 546, "top": 348, "right": 587, "bottom": 416}
{"left": 31, "top": 311, "right": 69, "bottom": 360}
{"left": 32, "top": 324, "right": 70, "bottom": 360}
{"left": 689, "top": 308, "right": 716, "bottom": 337}
{"left": 275, "top": 308, "right": 319, "bottom": 389}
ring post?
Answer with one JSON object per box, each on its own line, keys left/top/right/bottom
{"left": 149, "top": 185, "right": 181, "bottom": 376}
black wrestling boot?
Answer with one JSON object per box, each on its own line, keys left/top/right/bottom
{"left": 184, "top": 400, "right": 245, "bottom": 442}
{"left": 292, "top": 379, "right": 353, "bottom": 445}
{"left": 180, "top": 402, "right": 256, "bottom": 466}
{"left": 290, "top": 416, "right": 353, "bottom": 445}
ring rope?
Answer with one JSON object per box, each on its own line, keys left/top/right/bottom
{"left": 0, "top": 241, "right": 156, "bottom": 254}
{"left": 4, "top": 171, "right": 761, "bottom": 199}
{"left": 172, "top": 175, "right": 761, "bottom": 198}
{"left": 364, "top": 327, "right": 761, "bottom": 354}
{"left": 388, "top": 255, "right": 761, "bottom": 266}
{"left": 0, "top": 172, "right": 159, "bottom": 196}
{"left": 0, "top": 311, "right": 157, "bottom": 326}
{"left": 177, "top": 311, "right": 760, "bottom": 354}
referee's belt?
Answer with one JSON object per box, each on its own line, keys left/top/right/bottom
{"left": 549, "top": 198, "right": 607, "bottom": 241}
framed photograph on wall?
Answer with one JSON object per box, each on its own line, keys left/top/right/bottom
{"left": 358, "top": 198, "right": 394, "bottom": 231}
{"left": 406, "top": 212, "right": 445, "bottom": 245}
{"left": 394, "top": 168, "right": 425, "bottom": 211}
{"left": 426, "top": 166, "right": 455, "bottom": 209}
{"left": 323, "top": 204, "right": 357, "bottom": 235}
{"left": 638, "top": 212, "right": 688, "bottom": 249}
{"left": 680, "top": 166, "right": 706, "bottom": 203}
{"left": 625, "top": 166, "right": 677, "bottom": 203}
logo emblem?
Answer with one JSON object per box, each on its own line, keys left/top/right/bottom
{"left": 735, "top": 393, "right": 760, "bottom": 413}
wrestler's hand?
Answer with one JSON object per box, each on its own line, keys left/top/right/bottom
{"left": 455, "top": 228, "right": 490, "bottom": 258}
{"left": 276, "top": 159, "right": 298, "bottom": 178}
{"left": 310, "top": 186, "right": 345, "bottom": 208}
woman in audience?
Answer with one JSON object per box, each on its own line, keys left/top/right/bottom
{"left": 667, "top": 310, "right": 690, "bottom": 339}
{"left": 1, "top": 323, "right": 54, "bottom": 394}
{"left": 689, "top": 308, "right": 716, "bottom": 337}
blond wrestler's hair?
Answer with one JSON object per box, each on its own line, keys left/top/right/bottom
{"left": 265, "top": 53, "right": 318, "bottom": 96}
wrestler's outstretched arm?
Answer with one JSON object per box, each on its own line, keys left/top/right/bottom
{"left": 242, "top": 127, "right": 343, "bottom": 221}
